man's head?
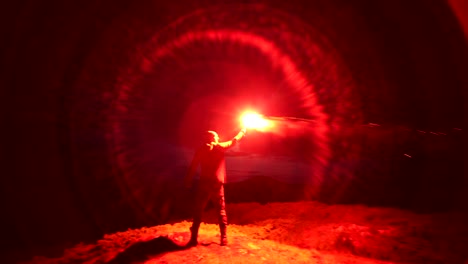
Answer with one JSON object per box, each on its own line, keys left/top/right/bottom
{"left": 205, "top": 130, "right": 219, "bottom": 144}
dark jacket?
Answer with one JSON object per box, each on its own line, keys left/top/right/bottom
{"left": 186, "top": 130, "right": 245, "bottom": 184}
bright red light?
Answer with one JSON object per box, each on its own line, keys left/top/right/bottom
{"left": 240, "top": 111, "right": 270, "bottom": 131}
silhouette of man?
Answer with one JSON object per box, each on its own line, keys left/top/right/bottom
{"left": 184, "top": 128, "right": 247, "bottom": 246}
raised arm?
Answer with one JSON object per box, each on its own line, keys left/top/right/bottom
{"left": 217, "top": 128, "right": 247, "bottom": 149}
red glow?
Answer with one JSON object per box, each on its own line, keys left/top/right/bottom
{"left": 240, "top": 111, "right": 271, "bottom": 131}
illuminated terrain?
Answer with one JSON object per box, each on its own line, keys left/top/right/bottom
{"left": 24, "top": 202, "right": 468, "bottom": 263}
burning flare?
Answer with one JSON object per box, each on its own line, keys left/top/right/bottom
{"left": 240, "top": 111, "right": 271, "bottom": 131}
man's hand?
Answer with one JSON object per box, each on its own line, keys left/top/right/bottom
{"left": 241, "top": 127, "right": 247, "bottom": 135}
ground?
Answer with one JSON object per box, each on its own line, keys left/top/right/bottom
{"left": 23, "top": 202, "right": 468, "bottom": 264}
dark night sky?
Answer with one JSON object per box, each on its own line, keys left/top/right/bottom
{"left": 0, "top": 0, "right": 466, "bottom": 258}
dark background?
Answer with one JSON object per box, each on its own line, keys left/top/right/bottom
{"left": 0, "top": 0, "right": 466, "bottom": 261}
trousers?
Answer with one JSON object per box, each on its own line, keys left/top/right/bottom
{"left": 190, "top": 180, "right": 227, "bottom": 239}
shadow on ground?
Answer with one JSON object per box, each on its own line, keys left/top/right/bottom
{"left": 107, "top": 236, "right": 188, "bottom": 264}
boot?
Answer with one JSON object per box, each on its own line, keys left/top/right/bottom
{"left": 187, "top": 225, "right": 199, "bottom": 247}
{"left": 220, "top": 235, "right": 228, "bottom": 246}
{"left": 220, "top": 224, "right": 228, "bottom": 246}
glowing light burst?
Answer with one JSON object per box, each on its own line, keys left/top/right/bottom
{"left": 103, "top": 3, "right": 363, "bottom": 211}
{"left": 240, "top": 111, "right": 271, "bottom": 131}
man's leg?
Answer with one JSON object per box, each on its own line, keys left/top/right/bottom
{"left": 215, "top": 184, "right": 228, "bottom": 245}
{"left": 188, "top": 182, "right": 212, "bottom": 246}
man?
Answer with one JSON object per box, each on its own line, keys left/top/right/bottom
{"left": 184, "top": 128, "right": 247, "bottom": 246}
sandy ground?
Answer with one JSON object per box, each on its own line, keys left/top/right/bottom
{"left": 22, "top": 201, "right": 468, "bottom": 264}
